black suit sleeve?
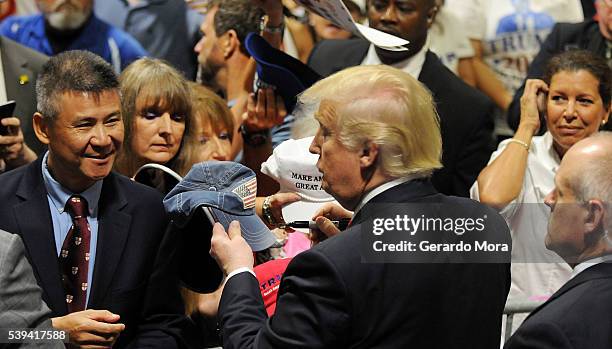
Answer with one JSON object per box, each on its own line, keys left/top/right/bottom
{"left": 218, "top": 248, "right": 350, "bottom": 349}
{"left": 307, "top": 40, "right": 323, "bottom": 68}
{"left": 507, "top": 23, "right": 564, "bottom": 131}
{"left": 451, "top": 99, "right": 495, "bottom": 197}
{"left": 126, "top": 225, "right": 198, "bottom": 349}
{"left": 504, "top": 321, "right": 574, "bottom": 349}
{"left": 307, "top": 40, "right": 334, "bottom": 76}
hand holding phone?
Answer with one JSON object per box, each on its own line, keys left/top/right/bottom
{"left": 0, "top": 101, "right": 37, "bottom": 168}
{"left": 0, "top": 101, "right": 17, "bottom": 136}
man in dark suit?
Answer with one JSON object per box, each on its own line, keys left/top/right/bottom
{"left": 307, "top": 0, "right": 496, "bottom": 197}
{"left": 507, "top": 0, "right": 612, "bottom": 131}
{"left": 210, "top": 65, "right": 511, "bottom": 348}
{"left": 0, "top": 50, "right": 193, "bottom": 348}
{"left": 505, "top": 132, "right": 612, "bottom": 349}
{"left": 0, "top": 36, "right": 48, "bottom": 170}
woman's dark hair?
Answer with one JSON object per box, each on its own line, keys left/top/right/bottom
{"left": 543, "top": 50, "right": 611, "bottom": 108}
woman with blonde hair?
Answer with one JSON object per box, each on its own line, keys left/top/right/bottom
{"left": 114, "top": 57, "right": 191, "bottom": 177}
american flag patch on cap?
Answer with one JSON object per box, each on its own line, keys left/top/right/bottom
{"left": 232, "top": 177, "right": 257, "bottom": 209}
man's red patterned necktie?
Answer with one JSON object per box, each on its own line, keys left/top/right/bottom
{"left": 59, "top": 195, "right": 91, "bottom": 313}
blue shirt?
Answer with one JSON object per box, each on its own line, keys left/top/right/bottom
{"left": 41, "top": 152, "right": 102, "bottom": 306}
{"left": 94, "top": 0, "right": 203, "bottom": 79}
{"left": 0, "top": 14, "right": 148, "bottom": 72}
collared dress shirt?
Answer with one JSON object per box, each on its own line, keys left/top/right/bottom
{"left": 41, "top": 152, "right": 103, "bottom": 306}
{"left": 571, "top": 255, "right": 612, "bottom": 279}
{"left": 360, "top": 38, "right": 429, "bottom": 79}
{"left": 471, "top": 132, "right": 572, "bottom": 303}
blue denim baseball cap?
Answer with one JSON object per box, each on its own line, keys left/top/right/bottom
{"left": 163, "top": 161, "right": 276, "bottom": 252}
{"left": 244, "top": 32, "right": 321, "bottom": 113}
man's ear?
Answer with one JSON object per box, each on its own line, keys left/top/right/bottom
{"left": 223, "top": 29, "right": 239, "bottom": 58}
{"left": 601, "top": 105, "right": 610, "bottom": 128}
{"left": 360, "top": 141, "right": 379, "bottom": 169}
{"left": 584, "top": 199, "right": 605, "bottom": 235}
{"left": 426, "top": 5, "right": 439, "bottom": 27}
{"left": 33, "top": 112, "right": 51, "bottom": 145}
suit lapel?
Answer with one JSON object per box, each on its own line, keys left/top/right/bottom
{"left": 417, "top": 51, "right": 440, "bottom": 91}
{"left": 88, "top": 173, "right": 131, "bottom": 307}
{"left": 14, "top": 159, "right": 67, "bottom": 314}
{"left": 1, "top": 37, "right": 35, "bottom": 101}
{"left": 351, "top": 179, "right": 438, "bottom": 226}
{"left": 327, "top": 39, "right": 369, "bottom": 76}
{"left": 525, "top": 263, "right": 612, "bottom": 320}
{"left": 341, "top": 40, "right": 368, "bottom": 71}
{"left": 0, "top": 37, "right": 49, "bottom": 155}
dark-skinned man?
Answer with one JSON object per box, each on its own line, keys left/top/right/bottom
{"left": 308, "top": 0, "right": 496, "bottom": 197}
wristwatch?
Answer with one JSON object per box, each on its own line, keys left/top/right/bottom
{"left": 262, "top": 196, "right": 276, "bottom": 226}
{"left": 240, "top": 124, "right": 270, "bottom": 147}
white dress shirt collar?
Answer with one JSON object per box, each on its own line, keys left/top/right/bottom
{"left": 361, "top": 39, "right": 429, "bottom": 79}
{"left": 571, "top": 254, "right": 612, "bottom": 279}
{"left": 353, "top": 177, "right": 412, "bottom": 217}
{"left": 41, "top": 152, "right": 103, "bottom": 217}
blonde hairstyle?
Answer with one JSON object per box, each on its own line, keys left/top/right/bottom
{"left": 173, "top": 82, "right": 235, "bottom": 176}
{"left": 114, "top": 58, "right": 192, "bottom": 176}
{"left": 300, "top": 65, "right": 442, "bottom": 179}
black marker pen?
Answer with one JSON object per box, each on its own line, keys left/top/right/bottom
{"left": 286, "top": 218, "right": 351, "bottom": 230}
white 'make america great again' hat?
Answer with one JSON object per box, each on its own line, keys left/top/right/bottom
{"left": 261, "top": 136, "right": 338, "bottom": 226}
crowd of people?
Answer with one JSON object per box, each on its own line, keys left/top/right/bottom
{"left": 0, "top": 0, "right": 610, "bottom": 348}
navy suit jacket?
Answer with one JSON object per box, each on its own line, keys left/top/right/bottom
{"left": 218, "top": 179, "right": 511, "bottom": 348}
{"left": 307, "top": 39, "right": 496, "bottom": 197}
{"left": 505, "top": 262, "right": 612, "bottom": 349}
{"left": 0, "top": 157, "right": 194, "bottom": 348}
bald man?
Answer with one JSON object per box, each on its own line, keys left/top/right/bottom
{"left": 505, "top": 132, "right": 612, "bottom": 349}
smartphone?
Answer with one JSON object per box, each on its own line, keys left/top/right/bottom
{"left": 0, "top": 100, "right": 16, "bottom": 136}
